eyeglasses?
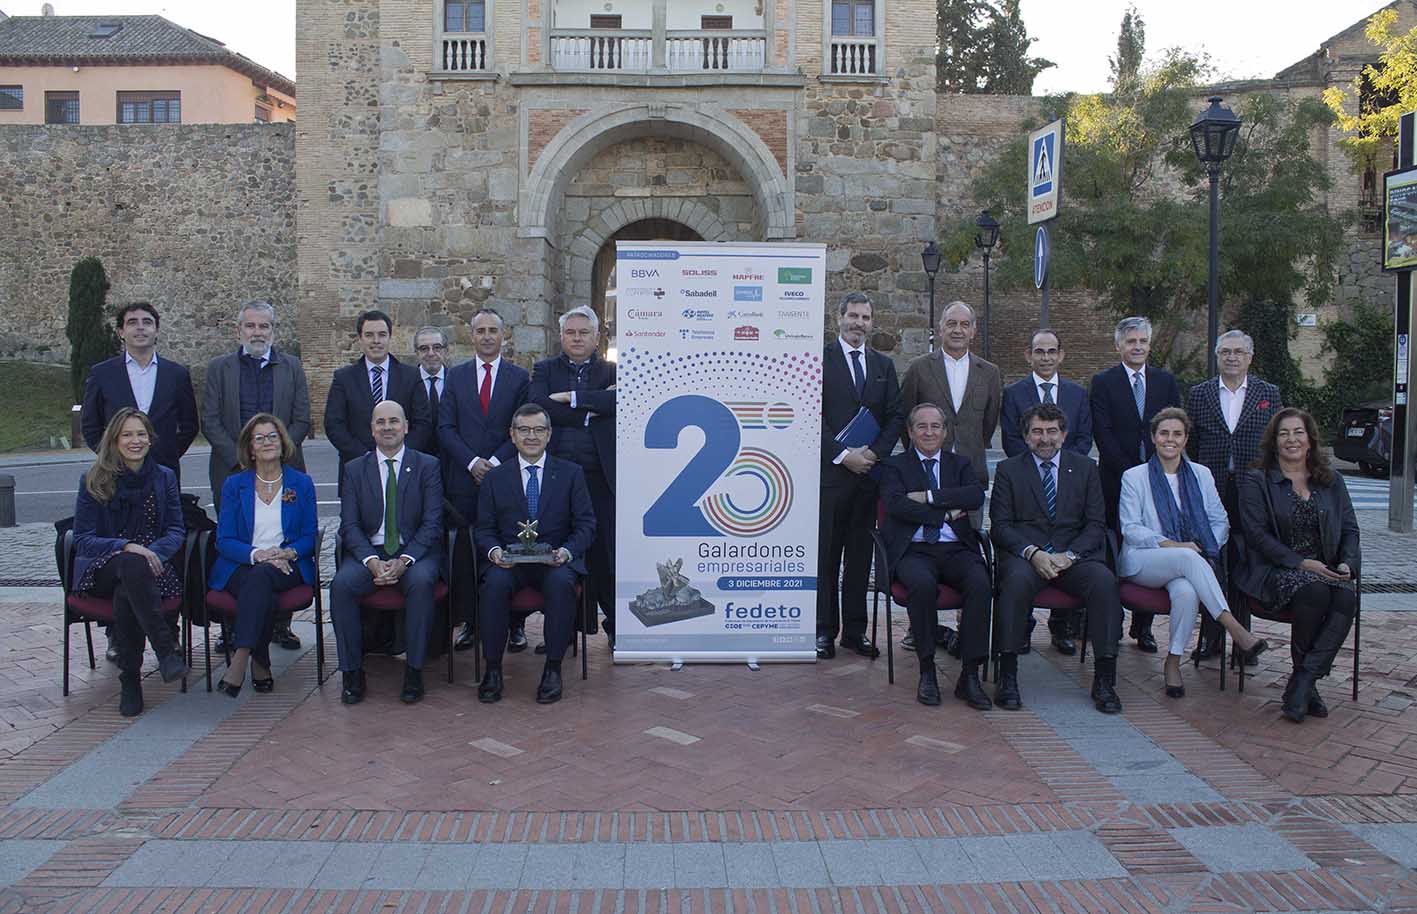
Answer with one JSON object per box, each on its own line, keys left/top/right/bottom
{"left": 1217, "top": 348, "right": 1250, "bottom": 357}
{"left": 513, "top": 425, "right": 550, "bottom": 436}
{"left": 415, "top": 343, "right": 445, "bottom": 353}
{"left": 251, "top": 433, "right": 282, "bottom": 445}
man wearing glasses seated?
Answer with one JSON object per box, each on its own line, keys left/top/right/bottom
{"left": 474, "top": 403, "right": 596, "bottom": 705}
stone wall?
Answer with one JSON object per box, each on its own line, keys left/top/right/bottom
{"left": 0, "top": 123, "right": 295, "bottom": 372}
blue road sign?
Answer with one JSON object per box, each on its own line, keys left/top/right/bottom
{"left": 1034, "top": 225, "right": 1050, "bottom": 289}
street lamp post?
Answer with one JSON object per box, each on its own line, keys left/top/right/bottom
{"left": 1189, "top": 96, "right": 1242, "bottom": 379}
{"left": 974, "top": 210, "right": 1000, "bottom": 361}
{"left": 921, "top": 241, "right": 941, "bottom": 353}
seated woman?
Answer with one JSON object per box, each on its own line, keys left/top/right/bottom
{"left": 208, "top": 413, "right": 319, "bottom": 697}
{"left": 73, "top": 408, "right": 189, "bottom": 717}
{"left": 1237, "top": 407, "right": 1359, "bottom": 724}
{"left": 1119, "top": 407, "right": 1268, "bottom": 699}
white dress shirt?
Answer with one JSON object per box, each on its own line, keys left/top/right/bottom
{"left": 366, "top": 446, "right": 416, "bottom": 564}
{"left": 488, "top": 453, "right": 568, "bottom": 562}
{"left": 420, "top": 365, "right": 443, "bottom": 401}
{"left": 833, "top": 336, "right": 869, "bottom": 465}
{"left": 1032, "top": 372, "right": 1062, "bottom": 404}
{"left": 909, "top": 449, "right": 959, "bottom": 544}
{"left": 468, "top": 357, "right": 503, "bottom": 472}
{"left": 124, "top": 350, "right": 158, "bottom": 413}
{"left": 249, "top": 489, "right": 284, "bottom": 561}
{"left": 1124, "top": 364, "right": 1147, "bottom": 389}
{"left": 942, "top": 351, "right": 970, "bottom": 413}
{"left": 1219, "top": 375, "right": 1248, "bottom": 434}
{"left": 365, "top": 356, "right": 390, "bottom": 397}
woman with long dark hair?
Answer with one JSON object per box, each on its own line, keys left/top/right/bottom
{"left": 72, "top": 408, "right": 188, "bottom": 716}
{"left": 1236, "top": 408, "right": 1360, "bottom": 723}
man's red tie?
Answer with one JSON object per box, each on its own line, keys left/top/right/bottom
{"left": 479, "top": 362, "right": 492, "bottom": 414}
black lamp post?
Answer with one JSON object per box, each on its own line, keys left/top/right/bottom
{"left": 974, "top": 210, "right": 1000, "bottom": 361}
{"left": 921, "top": 241, "right": 942, "bottom": 352}
{"left": 1189, "top": 96, "right": 1242, "bottom": 379}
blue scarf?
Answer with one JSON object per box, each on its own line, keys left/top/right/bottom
{"left": 1146, "top": 455, "right": 1219, "bottom": 559}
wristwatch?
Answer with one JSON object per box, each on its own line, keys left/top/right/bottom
{"left": 1064, "top": 550, "right": 1078, "bottom": 562}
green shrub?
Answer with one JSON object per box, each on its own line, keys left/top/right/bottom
{"left": 65, "top": 257, "right": 117, "bottom": 403}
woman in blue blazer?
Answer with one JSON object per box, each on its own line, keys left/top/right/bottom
{"left": 210, "top": 413, "right": 318, "bottom": 696}
{"left": 73, "top": 408, "right": 189, "bottom": 717}
{"left": 1119, "top": 408, "right": 1267, "bottom": 698}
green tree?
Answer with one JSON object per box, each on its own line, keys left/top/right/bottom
{"left": 937, "top": 0, "right": 1053, "bottom": 94}
{"left": 951, "top": 51, "right": 1344, "bottom": 374}
{"left": 65, "top": 257, "right": 117, "bottom": 404}
{"left": 1109, "top": 6, "right": 1145, "bottom": 95}
{"left": 1323, "top": 8, "right": 1417, "bottom": 172}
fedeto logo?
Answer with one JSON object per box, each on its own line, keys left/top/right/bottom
{"left": 778, "top": 267, "right": 812, "bottom": 284}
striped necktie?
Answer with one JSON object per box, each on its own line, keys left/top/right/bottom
{"left": 1041, "top": 459, "right": 1056, "bottom": 520}
{"left": 525, "top": 465, "right": 540, "bottom": 519}
{"left": 371, "top": 364, "right": 385, "bottom": 404}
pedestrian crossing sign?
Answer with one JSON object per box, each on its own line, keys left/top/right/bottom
{"left": 1028, "top": 118, "right": 1064, "bottom": 224}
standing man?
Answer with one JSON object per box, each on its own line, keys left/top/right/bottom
{"left": 1185, "top": 329, "right": 1282, "bottom": 658}
{"left": 1000, "top": 327, "right": 1093, "bottom": 655}
{"left": 438, "top": 309, "right": 529, "bottom": 651}
{"left": 817, "top": 292, "right": 903, "bottom": 659}
{"left": 81, "top": 302, "right": 199, "bottom": 484}
{"left": 324, "top": 309, "right": 431, "bottom": 492}
{"left": 1089, "top": 316, "right": 1181, "bottom": 654}
{"left": 330, "top": 400, "right": 443, "bottom": 706}
{"left": 474, "top": 404, "right": 596, "bottom": 705}
{"left": 529, "top": 305, "right": 616, "bottom": 647}
{"left": 990, "top": 404, "right": 1124, "bottom": 714}
{"left": 203, "top": 299, "right": 312, "bottom": 653}
{"left": 413, "top": 326, "right": 449, "bottom": 462}
{"left": 878, "top": 404, "right": 991, "bottom": 708}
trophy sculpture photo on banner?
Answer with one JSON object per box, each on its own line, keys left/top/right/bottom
{"left": 503, "top": 519, "right": 557, "bottom": 564}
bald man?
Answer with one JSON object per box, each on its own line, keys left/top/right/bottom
{"left": 331, "top": 400, "right": 444, "bottom": 706}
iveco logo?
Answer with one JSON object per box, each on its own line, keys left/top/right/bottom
{"left": 780, "top": 290, "right": 807, "bottom": 299}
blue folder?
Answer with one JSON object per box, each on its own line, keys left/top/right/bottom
{"left": 834, "top": 406, "right": 880, "bottom": 449}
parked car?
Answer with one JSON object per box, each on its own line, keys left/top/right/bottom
{"left": 1333, "top": 399, "right": 1392, "bottom": 477}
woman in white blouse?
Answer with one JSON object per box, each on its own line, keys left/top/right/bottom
{"left": 1118, "top": 408, "right": 1268, "bottom": 698}
{"left": 208, "top": 414, "right": 319, "bottom": 696}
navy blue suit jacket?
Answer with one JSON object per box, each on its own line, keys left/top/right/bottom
{"left": 529, "top": 354, "right": 616, "bottom": 489}
{"left": 474, "top": 455, "right": 596, "bottom": 575}
{"left": 437, "top": 359, "right": 530, "bottom": 514}
{"left": 1088, "top": 364, "right": 1182, "bottom": 497}
{"left": 72, "top": 463, "right": 184, "bottom": 589}
{"left": 80, "top": 355, "right": 198, "bottom": 482}
{"left": 1001, "top": 376, "right": 1093, "bottom": 458}
{"left": 323, "top": 356, "right": 432, "bottom": 471}
{"left": 210, "top": 468, "right": 319, "bottom": 590}
{"left": 878, "top": 449, "right": 983, "bottom": 568}
{"left": 338, "top": 449, "right": 443, "bottom": 565}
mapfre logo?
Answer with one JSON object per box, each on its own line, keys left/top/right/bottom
{"left": 625, "top": 308, "right": 663, "bottom": 320}
{"left": 733, "top": 272, "right": 765, "bottom": 281}
{"left": 681, "top": 268, "right": 718, "bottom": 277}
{"left": 734, "top": 325, "right": 760, "bottom": 341}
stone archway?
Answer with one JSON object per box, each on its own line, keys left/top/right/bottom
{"left": 592, "top": 217, "right": 703, "bottom": 329}
{"left": 568, "top": 196, "right": 730, "bottom": 307}
{"left": 520, "top": 104, "right": 794, "bottom": 246}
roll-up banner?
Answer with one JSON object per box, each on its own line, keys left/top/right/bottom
{"left": 613, "top": 241, "right": 826, "bottom": 664}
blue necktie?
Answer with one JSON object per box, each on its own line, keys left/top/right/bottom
{"left": 849, "top": 350, "right": 866, "bottom": 400}
{"left": 525, "top": 465, "right": 540, "bottom": 519}
{"left": 1040, "top": 381, "right": 1054, "bottom": 404}
{"left": 922, "top": 458, "right": 940, "bottom": 543}
{"left": 1132, "top": 372, "right": 1147, "bottom": 460}
{"left": 371, "top": 364, "right": 384, "bottom": 404}
{"left": 1041, "top": 460, "right": 1057, "bottom": 521}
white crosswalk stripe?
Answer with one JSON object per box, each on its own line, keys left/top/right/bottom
{"left": 1341, "top": 474, "right": 1416, "bottom": 511}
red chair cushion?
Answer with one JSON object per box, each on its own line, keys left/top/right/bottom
{"left": 359, "top": 580, "right": 450, "bottom": 611}
{"left": 1247, "top": 596, "right": 1293, "bottom": 624}
{"left": 204, "top": 585, "right": 315, "bottom": 618}
{"left": 889, "top": 581, "right": 964, "bottom": 608}
{"left": 67, "top": 594, "right": 181, "bottom": 623}
{"left": 510, "top": 581, "right": 584, "bottom": 613}
{"left": 1119, "top": 582, "right": 1173, "bottom": 615}
{"left": 1033, "top": 586, "right": 1084, "bottom": 611}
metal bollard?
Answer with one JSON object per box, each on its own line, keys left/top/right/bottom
{"left": 71, "top": 405, "right": 83, "bottom": 449}
{"left": 0, "top": 475, "right": 14, "bottom": 528}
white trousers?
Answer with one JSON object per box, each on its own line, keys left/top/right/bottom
{"left": 1124, "top": 547, "right": 1230, "bottom": 657}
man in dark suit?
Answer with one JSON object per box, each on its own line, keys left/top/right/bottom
{"left": 1185, "top": 329, "right": 1283, "bottom": 657}
{"left": 323, "top": 309, "right": 432, "bottom": 492}
{"left": 1089, "top": 316, "right": 1181, "bottom": 654}
{"left": 203, "top": 299, "right": 312, "bottom": 652}
{"left": 81, "top": 302, "right": 199, "bottom": 485}
{"left": 1001, "top": 327, "right": 1093, "bottom": 655}
{"left": 530, "top": 305, "right": 616, "bottom": 647}
{"left": 990, "top": 403, "right": 1124, "bottom": 714}
{"left": 413, "top": 326, "right": 450, "bottom": 462}
{"left": 330, "top": 400, "right": 444, "bottom": 706}
{"left": 474, "top": 403, "right": 596, "bottom": 705}
{"left": 439, "top": 309, "right": 530, "bottom": 651}
{"left": 879, "top": 403, "right": 991, "bottom": 708}
{"left": 817, "top": 292, "right": 903, "bottom": 659}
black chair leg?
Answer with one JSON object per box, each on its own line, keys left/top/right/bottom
{"left": 314, "top": 591, "right": 325, "bottom": 685}
{"left": 204, "top": 620, "right": 214, "bottom": 693}
{"left": 62, "top": 618, "right": 71, "bottom": 697}
{"left": 581, "top": 588, "right": 589, "bottom": 681}
{"left": 1353, "top": 602, "right": 1361, "bottom": 702}
{"left": 84, "top": 621, "right": 96, "bottom": 670}
{"left": 884, "top": 594, "right": 893, "bottom": 685}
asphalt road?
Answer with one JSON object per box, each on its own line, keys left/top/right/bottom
{"left": 0, "top": 440, "right": 345, "bottom": 525}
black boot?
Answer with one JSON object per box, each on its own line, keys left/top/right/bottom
{"left": 1307, "top": 684, "right": 1329, "bottom": 718}
{"left": 916, "top": 661, "right": 941, "bottom": 706}
{"left": 953, "top": 662, "right": 992, "bottom": 710}
{"left": 1091, "top": 657, "right": 1122, "bottom": 714}
{"left": 118, "top": 671, "right": 144, "bottom": 717}
{"left": 994, "top": 653, "right": 1022, "bottom": 710}
{"left": 1283, "top": 607, "right": 1353, "bottom": 722}
{"left": 1281, "top": 669, "right": 1315, "bottom": 723}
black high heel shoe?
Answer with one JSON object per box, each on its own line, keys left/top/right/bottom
{"left": 252, "top": 676, "right": 274, "bottom": 693}
{"left": 216, "top": 679, "right": 242, "bottom": 698}
{"left": 1231, "top": 638, "right": 1269, "bottom": 669}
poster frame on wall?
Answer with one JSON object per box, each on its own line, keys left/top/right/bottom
{"left": 1383, "top": 166, "right": 1417, "bottom": 272}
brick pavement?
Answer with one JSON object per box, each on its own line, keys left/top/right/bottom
{"left": 1, "top": 588, "right": 1417, "bottom": 913}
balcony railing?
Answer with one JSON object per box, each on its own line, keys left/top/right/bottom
{"left": 666, "top": 30, "right": 766, "bottom": 71}
{"left": 828, "top": 36, "right": 878, "bottom": 76}
{"left": 550, "top": 29, "right": 653, "bottom": 71}
{"left": 441, "top": 34, "right": 490, "bottom": 71}
{"left": 549, "top": 28, "right": 767, "bottom": 72}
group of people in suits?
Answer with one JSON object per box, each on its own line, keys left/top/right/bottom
{"left": 818, "top": 300, "right": 1360, "bottom": 722}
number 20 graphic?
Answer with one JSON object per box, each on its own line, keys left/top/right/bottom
{"left": 642, "top": 395, "right": 794, "bottom": 538}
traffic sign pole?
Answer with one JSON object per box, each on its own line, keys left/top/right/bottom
{"left": 1392, "top": 112, "right": 1416, "bottom": 533}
